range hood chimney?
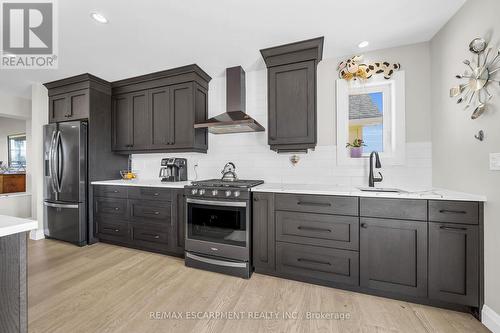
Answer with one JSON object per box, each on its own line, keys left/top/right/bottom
{"left": 194, "top": 66, "right": 265, "bottom": 134}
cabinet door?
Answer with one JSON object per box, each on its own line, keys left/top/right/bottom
{"left": 429, "top": 222, "right": 479, "bottom": 306}
{"left": 268, "top": 61, "right": 315, "bottom": 145}
{"left": 49, "top": 94, "right": 68, "bottom": 123}
{"left": 169, "top": 83, "right": 194, "bottom": 148}
{"left": 66, "top": 89, "right": 89, "bottom": 120}
{"left": 150, "top": 87, "right": 172, "bottom": 149}
{"left": 360, "top": 218, "right": 427, "bottom": 297}
{"left": 112, "top": 95, "right": 133, "bottom": 151}
{"left": 130, "top": 91, "right": 150, "bottom": 150}
{"left": 171, "top": 189, "right": 186, "bottom": 255}
{"left": 252, "top": 192, "right": 275, "bottom": 272}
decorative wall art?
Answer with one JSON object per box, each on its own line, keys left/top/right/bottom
{"left": 450, "top": 37, "right": 500, "bottom": 119}
{"left": 337, "top": 55, "right": 401, "bottom": 81}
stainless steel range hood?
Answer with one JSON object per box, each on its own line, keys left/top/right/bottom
{"left": 194, "top": 66, "right": 265, "bottom": 134}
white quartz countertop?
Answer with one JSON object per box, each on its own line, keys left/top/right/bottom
{"left": 91, "top": 179, "right": 191, "bottom": 188}
{"left": 251, "top": 183, "right": 487, "bottom": 202}
{"left": 0, "top": 215, "right": 38, "bottom": 238}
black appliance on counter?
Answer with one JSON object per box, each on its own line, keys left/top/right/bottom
{"left": 159, "top": 158, "right": 187, "bottom": 182}
{"left": 43, "top": 121, "right": 88, "bottom": 246}
{"left": 184, "top": 179, "right": 264, "bottom": 278}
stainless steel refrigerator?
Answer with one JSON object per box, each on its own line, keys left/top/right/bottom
{"left": 43, "top": 121, "right": 88, "bottom": 246}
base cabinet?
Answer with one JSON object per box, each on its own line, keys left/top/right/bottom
{"left": 429, "top": 222, "right": 479, "bottom": 306}
{"left": 252, "top": 193, "right": 483, "bottom": 316}
{"left": 252, "top": 192, "right": 275, "bottom": 273}
{"left": 93, "top": 185, "right": 185, "bottom": 256}
{"left": 360, "top": 217, "right": 428, "bottom": 298}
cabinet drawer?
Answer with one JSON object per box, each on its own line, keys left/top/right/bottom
{"left": 275, "top": 194, "right": 358, "bottom": 216}
{"left": 130, "top": 200, "right": 171, "bottom": 224}
{"left": 276, "top": 211, "right": 358, "bottom": 250}
{"left": 128, "top": 187, "right": 172, "bottom": 201}
{"left": 360, "top": 198, "right": 427, "bottom": 221}
{"left": 429, "top": 201, "right": 479, "bottom": 225}
{"left": 94, "top": 198, "right": 127, "bottom": 218}
{"left": 98, "top": 220, "right": 129, "bottom": 241}
{"left": 94, "top": 185, "right": 128, "bottom": 199}
{"left": 276, "top": 242, "right": 359, "bottom": 286}
{"left": 130, "top": 224, "right": 170, "bottom": 251}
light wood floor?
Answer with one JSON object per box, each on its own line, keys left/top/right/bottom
{"left": 27, "top": 239, "right": 490, "bottom": 333}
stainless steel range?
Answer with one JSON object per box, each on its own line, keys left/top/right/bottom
{"left": 184, "top": 166, "right": 263, "bottom": 278}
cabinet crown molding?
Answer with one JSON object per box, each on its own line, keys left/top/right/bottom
{"left": 260, "top": 36, "right": 324, "bottom": 68}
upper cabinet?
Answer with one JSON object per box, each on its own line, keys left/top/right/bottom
{"left": 45, "top": 74, "right": 110, "bottom": 123}
{"left": 111, "top": 65, "right": 210, "bottom": 154}
{"left": 260, "top": 37, "right": 324, "bottom": 153}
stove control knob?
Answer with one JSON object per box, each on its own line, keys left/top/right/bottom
{"left": 225, "top": 190, "right": 232, "bottom": 197}
{"left": 199, "top": 189, "right": 206, "bottom": 195}
{"left": 234, "top": 191, "right": 241, "bottom": 197}
{"left": 212, "top": 190, "right": 219, "bottom": 196}
{"left": 191, "top": 189, "right": 198, "bottom": 195}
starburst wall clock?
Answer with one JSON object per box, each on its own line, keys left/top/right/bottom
{"left": 450, "top": 37, "right": 500, "bottom": 119}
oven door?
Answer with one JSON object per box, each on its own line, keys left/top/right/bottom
{"left": 185, "top": 198, "right": 249, "bottom": 261}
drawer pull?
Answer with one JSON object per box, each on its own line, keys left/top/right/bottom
{"left": 141, "top": 233, "right": 160, "bottom": 239}
{"left": 439, "top": 209, "right": 467, "bottom": 214}
{"left": 297, "top": 201, "right": 332, "bottom": 207}
{"left": 104, "top": 190, "right": 119, "bottom": 194}
{"left": 297, "top": 226, "right": 332, "bottom": 233}
{"left": 297, "top": 258, "right": 331, "bottom": 266}
{"left": 103, "top": 227, "right": 120, "bottom": 233}
{"left": 439, "top": 226, "right": 467, "bottom": 231}
{"left": 360, "top": 223, "right": 368, "bottom": 228}
{"left": 143, "top": 211, "right": 160, "bottom": 215}
{"left": 114, "top": 207, "right": 120, "bottom": 211}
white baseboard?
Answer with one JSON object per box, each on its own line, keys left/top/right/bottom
{"left": 29, "top": 228, "right": 45, "bottom": 240}
{"left": 483, "top": 305, "right": 500, "bottom": 333}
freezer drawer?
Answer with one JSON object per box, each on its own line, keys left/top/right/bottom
{"left": 44, "top": 201, "right": 87, "bottom": 246}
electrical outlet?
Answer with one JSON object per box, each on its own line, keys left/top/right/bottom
{"left": 489, "top": 153, "right": 500, "bottom": 171}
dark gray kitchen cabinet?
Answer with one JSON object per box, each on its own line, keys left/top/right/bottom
{"left": 48, "top": 89, "right": 89, "bottom": 123}
{"left": 360, "top": 217, "right": 428, "bottom": 298}
{"left": 429, "top": 222, "right": 479, "bottom": 306}
{"left": 150, "top": 87, "right": 171, "bottom": 149}
{"left": 260, "top": 37, "right": 324, "bottom": 153}
{"left": 93, "top": 185, "right": 185, "bottom": 257}
{"left": 252, "top": 192, "right": 276, "bottom": 273}
{"left": 111, "top": 64, "right": 211, "bottom": 154}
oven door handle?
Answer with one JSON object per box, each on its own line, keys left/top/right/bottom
{"left": 186, "top": 252, "right": 247, "bottom": 268}
{"left": 186, "top": 198, "right": 247, "bottom": 207}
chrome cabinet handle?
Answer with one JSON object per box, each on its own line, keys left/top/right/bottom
{"left": 439, "top": 209, "right": 467, "bottom": 214}
{"left": 143, "top": 211, "right": 160, "bottom": 215}
{"left": 439, "top": 226, "right": 467, "bottom": 231}
{"left": 141, "top": 233, "right": 160, "bottom": 239}
{"left": 297, "top": 258, "right": 331, "bottom": 266}
{"left": 297, "top": 226, "right": 332, "bottom": 233}
{"left": 297, "top": 201, "right": 332, "bottom": 207}
{"left": 360, "top": 223, "right": 368, "bottom": 228}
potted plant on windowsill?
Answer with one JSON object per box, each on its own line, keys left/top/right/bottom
{"left": 346, "top": 138, "right": 366, "bottom": 158}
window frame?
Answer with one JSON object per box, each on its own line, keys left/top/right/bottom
{"left": 7, "top": 133, "right": 27, "bottom": 168}
{"left": 336, "top": 71, "right": 406, "bottom": 166}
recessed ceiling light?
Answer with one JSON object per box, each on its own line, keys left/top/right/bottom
{"left": 358, "top": 41, "right": 369, "bottom": 48}
{"left": 90, "top": 12, "right": 108, "bottom": 24}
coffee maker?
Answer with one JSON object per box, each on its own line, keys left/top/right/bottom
{"left": 159, "top": 158, "right": 187, "bottom": 182}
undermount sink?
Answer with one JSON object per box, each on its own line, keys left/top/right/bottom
{"left": 358, "top": 187, "right": 406, "bottom": 193}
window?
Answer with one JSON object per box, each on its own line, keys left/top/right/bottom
{"left": 8, "top": 134, "right": 27, "bottom": 169}
{"left": 336, "top": 71, "right": 405, "bottom": 165}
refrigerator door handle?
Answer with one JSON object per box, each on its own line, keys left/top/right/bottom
{"left": 55, "top": 130, "right": 63, "bottom": 192}
{"left": 44, "top": 202, "right": 79, "bottom": 209}
{"left": 48, "top": 130, "right": 58, "bottom": 193}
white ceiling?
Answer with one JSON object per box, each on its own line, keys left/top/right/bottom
{"left": 0, "top": 0, "right": 466, "bottom": 98}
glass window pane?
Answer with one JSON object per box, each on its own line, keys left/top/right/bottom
{"left": 348, "top": 92, "right": 384, "bottom": 155}
{"left": 8, "top": 134, "right": 27, "bottom": 168}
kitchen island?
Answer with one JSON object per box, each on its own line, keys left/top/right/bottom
{"left": 0, "top": 215, "right": 37, "bottom": 333}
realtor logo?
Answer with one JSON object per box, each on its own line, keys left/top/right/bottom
{"left": 1, "top": 0, "right": 58, "bottom": 68}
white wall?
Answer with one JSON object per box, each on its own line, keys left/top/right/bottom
{"left": 133, "top": 43, "right": 432, "bottom": 188}
{"left": 0, "top": 117, "right": 27, "bottom": 165}
{"left": 430, "top": 0, "right": 500, "bottom": 323}
{"left": 0, "top": 91, "right": 31, "bottom": 119}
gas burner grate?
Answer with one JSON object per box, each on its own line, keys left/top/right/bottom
{"left": 191, "top": 179, "right": 264, "bottom": 188}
